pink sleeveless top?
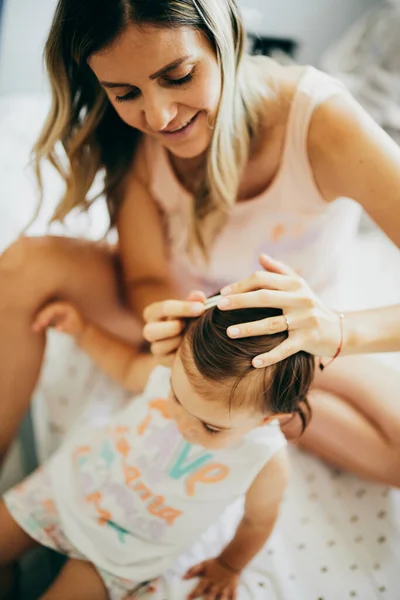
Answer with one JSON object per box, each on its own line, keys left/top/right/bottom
{"left": 143, "top": 67, "right": 362, "bottom": 307}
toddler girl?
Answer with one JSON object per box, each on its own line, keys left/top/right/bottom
{"left": 0, "top": 301, "right": 314, "bottom": 600}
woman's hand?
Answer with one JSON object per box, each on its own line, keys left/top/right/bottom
{"left": 32, "top": 301, "right": 86, "bottom": 339}
{"left": 143, "top": 291, "right": 206, "bottom": 364}
{"left": 184, "top": 558, "right": 240, "bottom": 600}
{"left": 218, "top": 255, "right": 343, "bottom": 368}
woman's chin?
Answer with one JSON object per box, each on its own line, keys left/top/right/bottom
{"left": 162, "top": 130, "right": 211, "bottom": 160}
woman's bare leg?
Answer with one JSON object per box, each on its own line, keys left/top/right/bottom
{"left": 0, "top": 236, "right": 140, "bottom": 463}
{"left": 296, "top": 355, "right": 400, "bottom": 486}
{"left": 0, "top": 499, "right": 38, "bottom": 599}
{"left": 39, "top": 559, "right": 108, "bottom": 600}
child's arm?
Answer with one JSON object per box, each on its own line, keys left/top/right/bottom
{"left": 184, "top": 449, "right": 289, "bottom": 599}
{"left": 33, "top": 302, "right": 158, "bottom": 394}
{"left": 218, "top": 448, "right": 288, "bottom": 570}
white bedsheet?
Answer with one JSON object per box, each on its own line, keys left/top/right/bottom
{"left": 1, "top": 94, "right": 400, "bottom": 600}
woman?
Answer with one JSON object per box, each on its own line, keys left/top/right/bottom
{"left": 1, "top": 0, "right": 400, "bottom": 486}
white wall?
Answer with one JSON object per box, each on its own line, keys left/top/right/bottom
{"left": 241, "top": 0, "right": 380, "bottom": 64}
{"left": 0, "top": 0, "right": 58, "bottom": 95}
{"left": 0, "top": 0, "right": 380, "bottom": 96}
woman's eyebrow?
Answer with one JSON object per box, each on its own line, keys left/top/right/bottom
{"left": 169, "top": 378, "right": 232, "bottom": 431}
{"left": 149, "top": 55, "right": 193, "bottom": 80}
{"left": 100, "top": 55, "right": 193, "bottom": 89}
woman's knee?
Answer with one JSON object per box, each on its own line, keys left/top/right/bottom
{"left": 0, "top": 236, "right": 57, "bottom": 310}
{"left": 0, "top": 235, "right": 107, "bottom": 314}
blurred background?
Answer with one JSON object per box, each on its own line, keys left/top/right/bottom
{"left": 0, "top": 0, "right": 380, "bottom": 94}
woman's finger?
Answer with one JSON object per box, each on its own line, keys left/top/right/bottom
{"left": 226, "top": 311, "right": 315, "bottom": 339}
{"left": 259, "top": 254, "right": 297, "bottom": 277}
{"left": 143, "top": 319, "right": 185, "bottom": 343}
{"left": 150, "top": 336, "right": 182, "bottom": 357}
{"left": 252, "top": 334, "right": 305, "bottom": 368}
{"left": 187, "top": 290, "right": 207, "bottom": 303}
{"left": 227, "top": 314, "right": 288, "bottom": 338}
{"left": 218, "top": 290, "right": 312, "bottom": 311}
{"left": 143, "top": 299, "right": 204, "bottom": 323}
{"left": 221, "top": 270, "right": 298, "bottom": 297}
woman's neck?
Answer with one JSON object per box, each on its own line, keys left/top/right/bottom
{"left": 168, "top": 151, "right": 207, "bottom": 194}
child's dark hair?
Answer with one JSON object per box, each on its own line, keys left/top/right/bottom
{"left": 181, "top": 307, "right": 315, "bottom": 433}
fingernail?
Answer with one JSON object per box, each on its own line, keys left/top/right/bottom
{"left": 221, "top": 285, "right": 232, "bottom": 295}
{"left": 218, "top": 297, "right": 230, "bottom": 308}
{"left": 228, "top": 327, "right": 240, "bottom": 338}
{"left": 253, "top": 358, "right": 264, "bottom": 368}
{"left": 190, "top": 303, "right": 204, "bottom": 315}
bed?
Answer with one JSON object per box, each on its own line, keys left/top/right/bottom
{"left": 1, "top": 93, "right": 400, "bottom": 600}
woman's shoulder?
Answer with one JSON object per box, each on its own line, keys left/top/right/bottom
{"left": 254, "top": 60, "right": 347, "bottom": 127}
{"left": 251, "top": 58, "right": 307, "bottom": 127}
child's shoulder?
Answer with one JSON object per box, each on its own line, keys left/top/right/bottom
{"left": 143, "top": 365, "right": 171, "bottom": 397}
{"left": 241, "top": 420, "right": 287, "bottom": 462}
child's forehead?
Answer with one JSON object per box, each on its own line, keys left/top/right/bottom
{"left": 171, "top": 353, "right": 262, "bottom": 423}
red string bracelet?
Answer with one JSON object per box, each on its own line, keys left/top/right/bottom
{"left": 319, "top": 313, "right": 345, "bottom": 371}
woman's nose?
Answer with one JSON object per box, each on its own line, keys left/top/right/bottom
{"left": 143, "top": 93, "right": 178, "bottom": 132}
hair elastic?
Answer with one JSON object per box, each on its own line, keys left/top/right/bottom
{"left": 204, "top": 294, "right": 222, "bottom": 310}
{"left": 319, "top": 313, "right": 345, "bottom": 371}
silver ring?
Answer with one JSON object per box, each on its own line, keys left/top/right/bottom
{"left": 284, "top": 315, "right": 290, "bottom": 332}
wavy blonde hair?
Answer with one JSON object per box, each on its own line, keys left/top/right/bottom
{"left": 34, "top": 0, "right": 268, "bottom": 253}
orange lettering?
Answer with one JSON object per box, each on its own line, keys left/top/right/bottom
{"left": 147, "top": 495, "right": 164, "bottom": 513}
{"left": 134, "top": 481, "right": 152, "bottom": 501}
{"left": 186, "top": 463, "right": 230, "bottom": 497}
{"left": 74, "top": 445, "right": 90, "bottom": 457}
{"left": 86, "top": 492, "right": 112, "bottom": 525}
{"left": 123, "top": 464, "right": 141, "bottom": 486}
{"left": 86, "top": 492, "right": 101, "bottom": 503}
{"left": 137, "top": 414, "right": 151, "bottom": 436}
{"left": 116, "top": 437, "right": 131, "bottom": 458}
{"left": 147, "top": 496, "right": 182, "bottom": 525}
{"left": 157, "top": 507, "right": 182, "bottom": 526}
{"left": 113, "top": 425, "right": 130, "bottom": 436}
{"left": 42, "top": 499, "right": 56, "bottom": 514}
{"left": 149, "top": 398, "right": 172, "bottom": 419}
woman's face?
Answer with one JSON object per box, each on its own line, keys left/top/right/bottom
{"left": 89, "top": 24, "right": 222, "bottom": 159}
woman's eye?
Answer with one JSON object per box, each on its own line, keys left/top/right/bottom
{"left": 166, "top": 72, "right": 193, "bottom": 87}
{"left": 115, "top": 89, "right": 140, "bottom": 103}
{"left": 115, "top": 71, "right": 193, "bottom": 103}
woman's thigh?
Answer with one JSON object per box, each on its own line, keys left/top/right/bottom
{"left": 313, "top": 354, "right": 400, "bottom": 444}
{"left": 40, "top": 559, "right": 108, "bottom": 600}
{"left": 0, "top": 500, "right": 37, "bottom": 566}
{"left": 295, "top": 355, "right": 400, "bottom": 485}
{"left": 1, "top": 235, "right": 140, "bottom": 343}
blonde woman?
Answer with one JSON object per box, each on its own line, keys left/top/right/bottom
{"left": 1, "top": 0, "right": 400, "bottom": 489}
